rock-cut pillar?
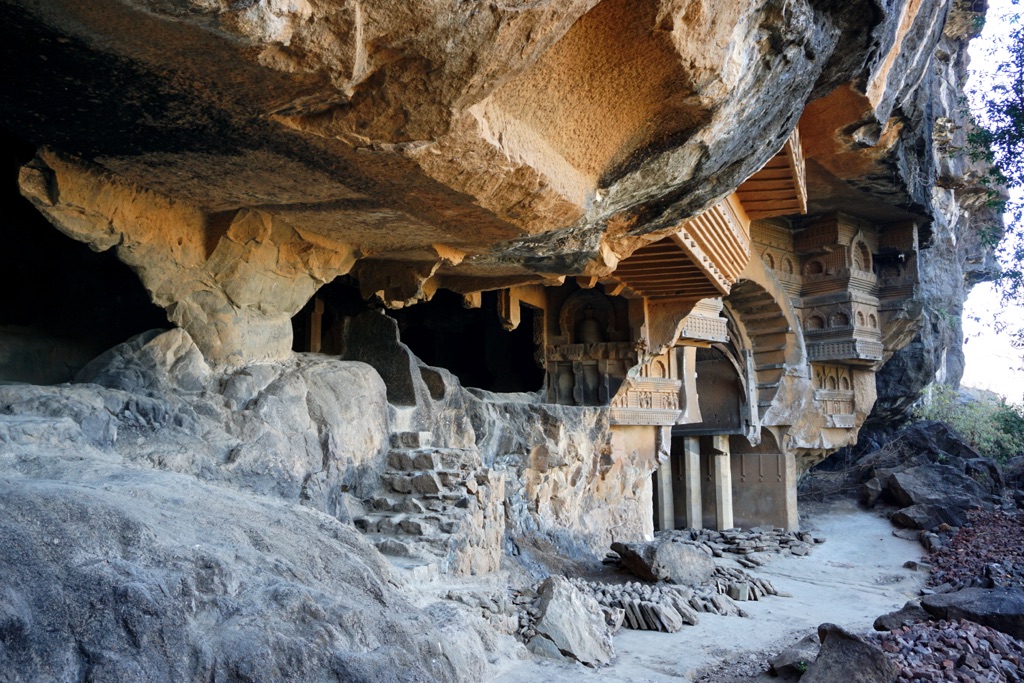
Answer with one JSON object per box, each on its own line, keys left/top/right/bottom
{"left": 711, "top": 434, "right": 734, "bottom": 531}
{"left": 19, "top": 150, "right": 357, "bottom": 364}
{"left": 682, "top": 436, "right": 703, "bottom": 528}
{"left": 655, "top": 426, "right": 675, "bottom": 532}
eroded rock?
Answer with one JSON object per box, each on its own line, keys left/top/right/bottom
{"left": 801, "top": 623, "right": 898, "bottom": 683}
{"left": 921, "top": 588, "right": 1024, "bottom": 640}
{"left": 769, "top": 632, "right": 820, "bottom": 679}
{"left": 611, "top": 539, "right": 715, "bottom": 586}
{"left": 0, "top": 450, "right": 486, "bottom": 683}
{"left": 530, "top": 577, "right": 614, "bottom": 668}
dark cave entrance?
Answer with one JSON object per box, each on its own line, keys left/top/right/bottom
{"left": 0, "top": 128, "right": 169, "bottom": 385}
{"left": 387, "top": 290, "right": 544, "bottom": 393}
{"left": 293, "top": 285, "right": 544, "bottom": 394}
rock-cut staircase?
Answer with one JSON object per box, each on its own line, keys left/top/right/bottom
{"left": 355, "top": 431, "right": 504, "bottom": 575}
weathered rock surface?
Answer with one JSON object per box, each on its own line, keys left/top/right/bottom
{"left": 769, "top": 633, "right": 820, "bottom": 679}
{"left": 889, "top": 503, "right": 952, "bottom": 531}
{"left": 0, "top": 447, "right": 486, "bottom": 682}
{"left": 803, "top": 420, "right": 1002, "bottom": 531}
{"left": 529, "top": 577, "right": 614, "bottom": 668}
{"left": 873, "top": 600, "right": 932, "bottom": 632}
{"left": 868, "top": 4, "right": 1003, "bottom": 425}
{"left": 887, "top": 464, "right": 988, "bottom": 511}
{"left": 801, "top": 623, "right": 898, "bottom": 683}
{"left": 0, "top": 329, "right": 391, "bottom": 516}
{"left": 1, "top": 0, "right": 996, "bottom": 369}
{"left": 611, "top": 539, "right": 714, "bottom": 587}
{"left": 921, "top": 588, "right": 1024, "bottom": 641}
{"left": 468, "top": 391, "right": 654, "bottom": 564}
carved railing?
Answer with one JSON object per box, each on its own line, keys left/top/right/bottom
{"left": 806, "top": 340, "right": 883, "bottom": 363}
{"left": 610, "top": 378, "right": 683, "bottom": 426}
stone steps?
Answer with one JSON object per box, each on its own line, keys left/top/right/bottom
{"left": 354, "top": 438, "right": 487, "bottom": 565}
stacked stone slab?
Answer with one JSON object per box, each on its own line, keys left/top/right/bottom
{"left": 657, "top": 527, "right": 822, "bottom": 568}
{"left": 710, "top": 566, "right": 783, "bottom": 601}
{"left": 562, "top": 578, "right": 760, "bottom": 634}
{"left": 355, "top": 431, "right": 504, "bottom": 575}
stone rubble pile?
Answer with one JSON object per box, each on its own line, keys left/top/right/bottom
{"left": 566, "top": 577, "right": 762, "bottom": 633}
{"left": 657, "top": 527, "right": 823, "bottom": 569}
{"left": 446, "top": 589, "right": 520, "bottom": 635}
{"left": 868, "top": 619, "right": 1024, "bottom": 682}
{"left": 710, "top": 566, "right": 785, "bottom": 601}
{"left": 508, "top": 577, "right": 615, "bottom": 667}
{"left": 927, "top": 510, "right": 1024, "bottom": 593}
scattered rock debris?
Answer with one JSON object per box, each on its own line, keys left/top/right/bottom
{"left": 657, "top": 527, "right": 823, "bottom": 568}
{"left": 868, "top": 619, "right": 1024, "bottom": 682}
{"left": 927, "top": 510, "right": 1024, "bottom": 593}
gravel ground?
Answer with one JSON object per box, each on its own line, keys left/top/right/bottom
{"left": 869, "top": 619, "right": 1024, "bottom": 682}
{"left": 929, "top": 510, "right": 1024, "bottom": 592}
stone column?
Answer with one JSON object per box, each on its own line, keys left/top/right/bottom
{"left": 683, "top": 436, "right": 702, "bottom": 528}
{"left": 711, "top": 434, "right": 734, "bottom": 531}
{"left": 655, "top": 426, "right": 675, "bottom": 532}
{"left": 782, "top": 451, "right": 799, "bottom": 531}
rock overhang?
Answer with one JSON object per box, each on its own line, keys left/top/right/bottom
{"left": 3, "top": 0, "right": 947, "bottom": 287}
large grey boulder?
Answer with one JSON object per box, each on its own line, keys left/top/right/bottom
{"left": 800, "top": 623, "right": 897, "bottom": 683}
{"left": 881, "top": 464, "right": 989, "bottom": 527}
{"left": 0, "top": 451, "right": 486, "bottom": 683}
{"left": 611, "top": 539, "right": 714, "bottom": 587}
{"left": 921, "top": 588, "right": 1024, "bottom": 640}
{"left": 890, "top": 503, "right": 953, "bottom": 531}
{"left": 887, "top": 464, "right": 988, "bottom": 508}
{"left": 529, "top": 576, "right": 614, "bottom": 668}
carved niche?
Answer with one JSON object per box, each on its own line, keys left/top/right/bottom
{"left": 545, "top": 289, "right": 634, "bottom": 406}
{"left": 812, "top": 363, "right": 855, "bottom": 428}
{"left": 609, "top": 352, "right": 683, "bottom": 426}
{"left": 795, "top": 214, "right": 883, "bottom": 364}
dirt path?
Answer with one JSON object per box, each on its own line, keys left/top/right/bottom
{"left": 489, "top": 499, "right": 926, "bottom": 682}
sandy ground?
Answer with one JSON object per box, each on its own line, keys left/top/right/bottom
{"left": 484, "top": 499, "right": 927, "bottom": 682}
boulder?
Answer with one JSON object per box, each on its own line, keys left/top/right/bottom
{"left": 890, "top": 504, "right": 950, "bottom": 531}
{"left": 884, "top": 464, "right": 988, "bottom": 525}
{"left": 800, "top": 623, "right": 898, "bottom": 683}
{"left": 0, "top": 452, "right": 487, "bottom": 683}
{"left": 921, "top": 588, "right": 1024, "bottom": 640}
{"left": 873, "top": 600, "right": 932, "bottom": 631}
{"left": 530, "top": 576, "right": 614, "bottom": 668}
{"left": 861, "top": 477, "right": 884, "bottom": 507}
{"left": 769, "top": 632, "right": 820, "bottom": 678}
{"left": 611, "top": 540, "right": 714, "bottom": 587}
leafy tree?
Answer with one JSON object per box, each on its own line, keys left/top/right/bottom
{"left": 914, "top": 384, "right": 1024, "bottom": 460}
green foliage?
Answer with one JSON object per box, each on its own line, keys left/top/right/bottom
{"left": 913, "top": 384, "right": 1024, "bottom": 460}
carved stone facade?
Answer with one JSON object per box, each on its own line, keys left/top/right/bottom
{"left": 517, "top": 137, "right": 923, "bottom": 534}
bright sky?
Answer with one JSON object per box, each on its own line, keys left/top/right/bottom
{"left": 960, "top": 0, "right": 1024, "bottom": 402}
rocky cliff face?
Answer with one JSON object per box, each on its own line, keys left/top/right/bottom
{"left": 870, "top": 3, "right": 1003, "bottom": 426}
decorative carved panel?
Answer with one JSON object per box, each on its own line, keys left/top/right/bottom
{"left": 610, "top": 377, "right": 683, "bottom": 425}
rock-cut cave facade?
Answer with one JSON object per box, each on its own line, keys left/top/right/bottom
{"left": 0, "top": 0, "right": 1002, "bottom": 574}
